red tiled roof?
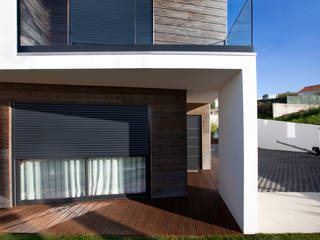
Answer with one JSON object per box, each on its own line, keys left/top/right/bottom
{"left": 298, "top": 84, "right": 320, "bottom": 93}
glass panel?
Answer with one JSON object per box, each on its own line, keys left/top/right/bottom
{"left": 18, "top": 0, "right": 253, "bottom": 49}
{"left": 20, "top": 159, "right": 86, "bottom": 201}
{"left": 225, "top": 0, "right": 252, "bottom": 46}
{"left": 70, "top": 0, "right": 135, "bottom": 45}
{"left": 88, "top": 157, "right": 146, "bottom": 196}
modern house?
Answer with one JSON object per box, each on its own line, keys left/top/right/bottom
{"left": 0, "top": 0, "right": 258, "bottom": 234}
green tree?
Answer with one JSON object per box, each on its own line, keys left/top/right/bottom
{"left": 210, "top": 101, "right": 216, "bottom": 109}
{"left": 257, "top": 101, "right": 273, "bottom": 119}
{"left": 277, "top": 91, "right": 298, "bottom": 99}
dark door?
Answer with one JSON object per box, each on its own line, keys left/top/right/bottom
{"left": 187, "top": 115, "right": 202, "bottom": 170}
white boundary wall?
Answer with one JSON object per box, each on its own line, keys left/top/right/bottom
{"left": 258, "top": 119, "right": 320, "bottom": 152}
{"left": 273, "top": 103, "right": 320, "bottom": 118}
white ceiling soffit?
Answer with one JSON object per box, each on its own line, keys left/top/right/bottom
{"left": 0, "top": 69, "right": 240, "bottom": 103}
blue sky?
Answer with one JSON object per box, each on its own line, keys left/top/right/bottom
{"left": 229, "top": 0, "right": 320, "bottom": 98}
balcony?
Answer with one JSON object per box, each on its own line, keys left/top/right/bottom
{"left": 18, "top": 0, "right": 253, "bottom": 52}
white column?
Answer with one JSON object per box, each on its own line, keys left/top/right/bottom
{"left": 218, "top": 64, "right": 258, "bottom": 234}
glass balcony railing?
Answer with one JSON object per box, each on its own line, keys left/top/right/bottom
{"left": 18, "top": 0, "right": 253, "bottom": 52}
{"left": 225, "top": 0, "right": 253, "bottom": 46}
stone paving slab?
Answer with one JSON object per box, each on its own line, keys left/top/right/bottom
{"left": 211, "top": 144, "right": 320, "bottom": 192}
{"left": 258, "top": 149, "right": 320, "bottom": 192}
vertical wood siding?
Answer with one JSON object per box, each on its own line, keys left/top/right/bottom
{"left": 154, "top": 0, "right": 227, "bottom": 44}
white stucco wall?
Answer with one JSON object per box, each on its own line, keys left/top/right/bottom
{"left": 258, "top": 119, "right": 320, "bottom": 152}
{"left": 273, "top": 103, "right": 320, "bottom": 118}
{"left": 219, "top": 69, "right": 258, "bottom": 234}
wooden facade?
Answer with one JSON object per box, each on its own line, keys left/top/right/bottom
{"left": 19, "top": 0, "right": 227, "bottom": 46}
{"left": 0, "top": 102, "right": 10, "bottom": 207}
{"left": 154, "top": 0, "right": 227, "bottom": 44}
{"left": 20, "top": 0, "right": 67, "bottom": 46}
{"left": 0, "top": 83, "right": 187, "bottom": 207}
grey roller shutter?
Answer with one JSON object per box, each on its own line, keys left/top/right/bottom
{"left": 70, "top": 0, "right": 153, "bottom": 45}
{"left": 14, "top": 103, "right": 149, "bottom": 160}
{"left": 71, "top": 0, "right": 135, "bottom": 45}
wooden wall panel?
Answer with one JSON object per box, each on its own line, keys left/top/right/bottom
{"left": 20, "top": 0, "right": 67, "bottom": 46}
{"left": 187, "top": 103, "right": 211, "bottom": 170}
{"left": 0, "top": 83, "right": 187, "bottom": 206}
{"left": 154, "top": 0, "right": 227, "bottom": 44}
{"left": 0, "top": 102, "right": 10, "bottom": 208}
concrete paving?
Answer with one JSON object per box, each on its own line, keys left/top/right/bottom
{"left": 258, "top": 192, "right": 320, "bottom": 233}
{"left": 257, "top": 149, "right": 320, "bottom": 233}
{"left": 211, "top": 144, "right": 320, "bottom": 233}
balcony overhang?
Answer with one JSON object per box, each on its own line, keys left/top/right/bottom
{"left": 18, "top": 45, "right": 254, "bottom": 53}
{"left": 0, "top": 68, "right": 240, "bottom": 103}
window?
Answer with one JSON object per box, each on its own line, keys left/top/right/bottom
{"left": 19, "top": 157, "right": 146, "bottom": 201}
{"left": 19, "top": 0, "right": 153, "bottom": 47}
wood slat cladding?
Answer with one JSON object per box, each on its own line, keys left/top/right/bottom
{"left": 187, "top": 103, "right": 211, "bottom": 170}
{"left": 0, "top": 102, "right": 10, "bottom": 207}
{"left": 20, "top": 0, "right": 67, "bottom": 46}
{"left": 0, "top": 157, "right": 241, "bottom": 235}
{"left": 154, "top": 0, "right": 227, "bottom": 44}
{"left": 0, "top": 83, "right": 187, "bottom": 207}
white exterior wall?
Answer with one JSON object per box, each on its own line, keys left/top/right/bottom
{"left": 299, "top": 90, "right": 320, "bottom": 96}
{"left": 258, "top": 119, "right": 320, "bottom": 152}
{"left": 219, "top": 70, "right": 258, "bottom": 234}
{"left": 0, "top": 0, "right": 259, "bottom": 234}
{"left": 273, "top": 103, "right": 320, "bottom": 118}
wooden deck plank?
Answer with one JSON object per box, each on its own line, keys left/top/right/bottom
{"left": 0, "top": 157, "right": 241, "bottom": 236}
{"left": 133, "top": 201, "right": 157, "bottom": 235}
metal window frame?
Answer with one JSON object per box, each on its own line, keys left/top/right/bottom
{"left": 12, "top": 102, "right": 152, "bottom": 206}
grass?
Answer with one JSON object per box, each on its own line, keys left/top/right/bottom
{"left": 274, "top": 107, "right": 320, "bottom": 125}
{"left": 1, "top": 234, "right": 320, "bottom": 240}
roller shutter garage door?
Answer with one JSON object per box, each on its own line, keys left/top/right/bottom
{"left": 187, "top": 115, "right": 202, "bottom": 170}
{"left": 13, "top": 103, "right": 150, "bottom": 205}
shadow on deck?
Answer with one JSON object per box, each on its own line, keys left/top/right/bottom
{"left": 0, "top": 157, "right": 241, "bottom": 236}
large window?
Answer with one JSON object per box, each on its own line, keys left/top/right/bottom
{"left": 19, "top": 0, "right": 153, "bottom": 47}
{"left": 19, "top": 157, "right": 146, "bottom": 201}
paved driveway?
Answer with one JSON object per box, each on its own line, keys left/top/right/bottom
{"left": 258, "top": 149, "right": 320, "bottom": 192}
{"left": 212, "top": 144, "right": 320, "bottom": 192}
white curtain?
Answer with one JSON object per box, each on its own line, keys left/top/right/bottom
{"left": 20, "top": 159, "right": 86, "bottom": 201}
{"left": 88, "top": 157, "right": 146, "bottom": 196}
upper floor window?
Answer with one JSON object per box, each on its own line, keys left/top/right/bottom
{"left": 18, "top": 0, "right": 253, "bottom": 51}
{"left": 19, "top": 0, "right": 153, "bottom": 46}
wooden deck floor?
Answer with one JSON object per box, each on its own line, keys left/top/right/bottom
{"left": 0, "top": 157, "right": 241, "bottom": 236}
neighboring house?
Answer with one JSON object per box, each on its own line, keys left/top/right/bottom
{"left": 0, "top": 0, "right": 258, "bottom": 234}
{"left": 298, "top": 84, "right": 320, "bottom": 96}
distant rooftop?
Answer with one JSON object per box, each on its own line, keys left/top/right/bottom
{"left": 298, "top": 84, "right": 320, "bottom": 93}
